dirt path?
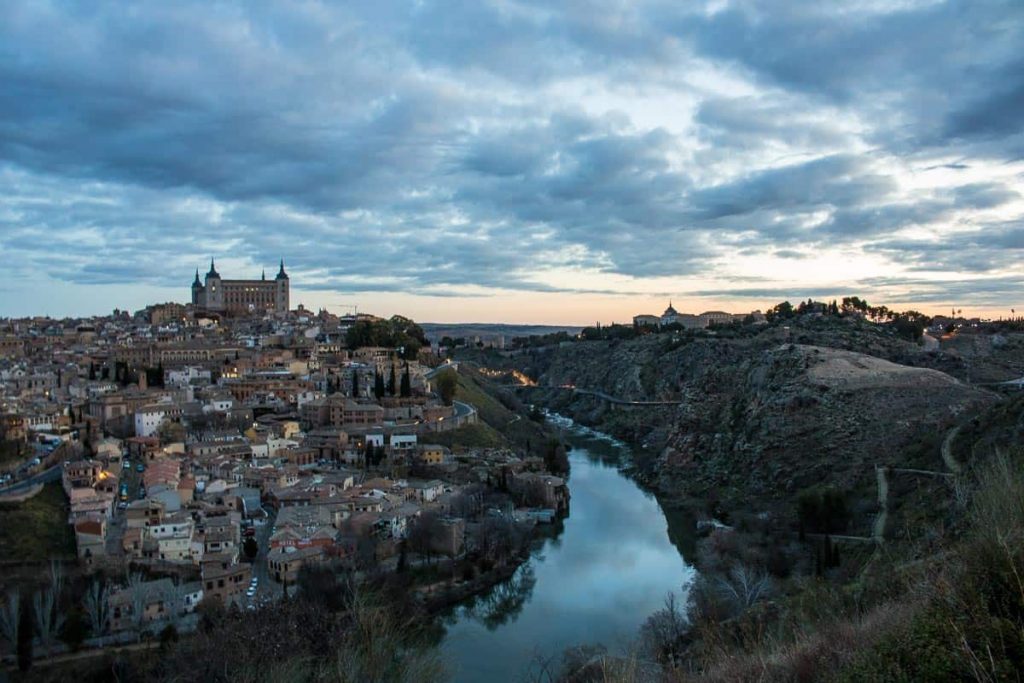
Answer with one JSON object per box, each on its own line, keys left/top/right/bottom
{"left": 873, "top": 466, "right": 889, "bottom": 543}
{"left": 3, "top": 641, "right": 159, "bottom": 671}
{"left": 941, "top": 426, "right": 962, "bottom": 474}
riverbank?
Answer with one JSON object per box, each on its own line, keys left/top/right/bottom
{"left": 418, "top": 553, "right": 528, "bottom": 614}
{"left": 439, "top": 422, "right": 695, "bottom": 682}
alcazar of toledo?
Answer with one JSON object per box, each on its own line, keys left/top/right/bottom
{"left": 191, "top": 259, "right": 290, "bottom": 315}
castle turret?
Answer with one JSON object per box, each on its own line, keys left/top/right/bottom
{"left": 205, "top": 258, "right": 223, "bottom": 311}
{"left": 191, "top": 269, "right": 203, "bottom": 306}
{"left": 275, "top": 259, "right": 290, "bottom": 313}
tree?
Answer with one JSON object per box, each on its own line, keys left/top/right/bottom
{"left": 408, "top": 511, "right": 443, "bottom": 564}
{"left": 766, "top": 301, "right": 795, "bottom": 322}
{"left": 436, "top": 370, "right": 458, "bottom": 406}
{"left": 0, "top": 589, "right": 19, "bottom": 649}
{"left": 33, "top": 561, "right": 65, "bottom": 656}
{"left": 126, "top": 573, "right": 148, "bottom": 642}
{"left": 640, "top": 591, "right": 688, "bottom": 664}
{"left": 158, "top": 623, "right": 179, "bottom": 648}
{"left": 243, "top": 536, "right": 259, "bottom": 561}
{"left": 373, "top": 368, "right": 385, "bottom": 400}
{"left": 17, "top": 592, "right": 31, "bottom": 672}
{"left": 396, "top": 541, "right": 408, "bottom": 573}
{"left": 714, "top": 563, "right": 773, "bottom": 613}
{"left": 351, "top": 369, "right": 360, "bottom": 398}
{"left": 364, "top": 440, "right": 374, "bottom": 469}
{"left": 83, "top": 580, "right": 109, "bottom": 637}
{"left": 387, "top": 364, "right": 397, "bottom": 396}
{"left": 61, "top": 609, "right": 88, "bottom": 652}
{"left": 400, "top": 363, "right": 412, "bottom": 398}
{"left": 543, "top": 440, "right": 569, "bottom": 476}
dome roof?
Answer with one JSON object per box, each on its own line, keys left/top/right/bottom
{"left": 663, "top": 301, "right": 678, "bottom": 316}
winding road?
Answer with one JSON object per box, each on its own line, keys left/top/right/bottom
{"left": 941, "top": 426, "right": 963, "bottom": 475}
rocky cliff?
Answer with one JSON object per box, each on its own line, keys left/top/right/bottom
{"left": 505, "top": 319, "right": 998, "bottom": 512}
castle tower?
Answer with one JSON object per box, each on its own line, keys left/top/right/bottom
{"left": 191, "top": 269, "right": 203, "bottom": 306}
{"left": 205, "top": 259, "right": 223, "bottom": 311}
{"left": 275, "top": 259, "right": 290, "bottom": 313}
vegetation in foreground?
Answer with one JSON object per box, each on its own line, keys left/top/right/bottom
{"left": 15, "top": 567, "right": 446, "bottom": 683}
{"left": 549, "top": 443, "right": 1024, "bottom": 682}
{"left": 0, "top": 483, "right": 76, "bottom": 562}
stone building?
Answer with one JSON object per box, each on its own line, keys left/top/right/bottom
{"left": 191, "top": 259, "right": 290, "bottom": 315}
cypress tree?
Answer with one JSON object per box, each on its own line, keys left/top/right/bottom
{"left": 351, "top": 369, "right": 360, "bottom": 398}
{"left": 17, "top": 591, "right": 32, "bottom": 672}
{"left": 400, "top": 363, "right": 411, "bottom": 398}
{"left": 374, "top": 369, "right": 385, "bottom": 400}
{"left": 387, "top": 364, "right": 396, "bottom": 396}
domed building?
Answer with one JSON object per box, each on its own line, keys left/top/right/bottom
{"left": 660, "top": 301, "right": 680, "bottom": 326}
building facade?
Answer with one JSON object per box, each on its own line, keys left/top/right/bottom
{"left": 191, "top": 259, "right": 290, "bottom": 315}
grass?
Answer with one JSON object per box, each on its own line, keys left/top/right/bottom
{"left": 430, "top": 368, "right": 551, "bottom": 453}
{"left": 430, "top": 423, "right": 507, "bottom": 450}
{"left": 0, "top": 481, "right": 75, "bottom": 562}
{"left": 659, "top": 446, "right": 1024, "bottom": 682}
{"left": 0, "top": 438, "right": 28, "bottom": 468}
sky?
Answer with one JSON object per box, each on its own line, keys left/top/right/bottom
{"left": 0, "top": 1, "right": 1022, "bottom": 325}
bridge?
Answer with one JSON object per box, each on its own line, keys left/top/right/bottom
{"left": 515, "top": 384, "right": 682, "bottom": 406}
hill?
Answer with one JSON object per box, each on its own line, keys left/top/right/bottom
{"left": 485, "top": 316, "right": 998, "bottom": 520}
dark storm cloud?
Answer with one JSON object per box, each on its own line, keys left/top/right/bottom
{"left": 0, "top": 0, "right": 1021, "bottom": 309}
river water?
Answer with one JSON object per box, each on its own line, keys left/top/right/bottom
{"left": 440, "top": 417, "right": 696, "bottom": 682}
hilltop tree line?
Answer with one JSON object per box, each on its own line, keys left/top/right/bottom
{"left": 345, "top": 315, "right": 428, "bottom": 360}
{"left": 766, "top": 297, "right": 933, "bottom": 341}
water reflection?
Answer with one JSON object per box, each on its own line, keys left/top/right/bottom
{"left": 451, "top": 564, "right": 538, "bottom": 631}
{"left": 440, "top": 420, "right": 696, "bottom": 682}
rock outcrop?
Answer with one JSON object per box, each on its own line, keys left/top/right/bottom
{"left": 512, "top": 320, "right": 997, "bottom": 511}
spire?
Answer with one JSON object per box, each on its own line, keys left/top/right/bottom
{"left": 207, "top": 258, "right": 220, "bottom": 278}
{"left": 192, "top": 269, "right": 201, "bottom": 287}
{"left": 276, "top": 258, "right": 288, "bottom": 280}
{"left": 262, "top": 269, "right": 266, "bottom": 281}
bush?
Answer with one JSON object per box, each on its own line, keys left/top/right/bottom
{"left": 797, "top": 487, "right": 850, "bottom": 534}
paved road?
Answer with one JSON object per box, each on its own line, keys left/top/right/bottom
{"left": 0, "top": 463, "right": 61, "bottom": 493}
{"left": 247, "top": 508, "right": 282, "bottom": 607}
{"left": 452, "top": 400, "right": 476, "bottom": 418}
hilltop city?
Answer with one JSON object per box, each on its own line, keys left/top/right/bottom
{"left": 0, "top": 263, "right": 573, "bottom": 654}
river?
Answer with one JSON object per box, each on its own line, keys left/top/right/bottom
{"left": 440, "top": 416, "right": 696, "bottom": 682}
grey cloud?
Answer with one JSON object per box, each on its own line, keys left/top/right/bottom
{"left": 0, "top": 0, "right": 1021, "bottom": 313}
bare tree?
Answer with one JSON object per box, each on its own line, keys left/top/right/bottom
{"left": 32, "top": 588, "right": 64, "bottom": 656}
{"left": 714, "top": 563, "right": 773, "bottom": 612}
{"left": 82, "top": 581, "right": 109, "bottom": 637}
{"left": 47, "top": 560, "right": 64, "bottom": 605}
{"left": 160, "top": 580, "right": 189, "bottom": 626}
{"left": 126, "top": 573, "right": 149, "bottom": 641}
{"left": 407, "top": 510, "right": 442, "bottom": 564}
{"left": 640, "top": 591, "right": 688, "bottom": 664}
{"left": 0, "top": 589, "right": 19, "bottom": 648}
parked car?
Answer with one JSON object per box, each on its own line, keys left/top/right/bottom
{"left": 245, "top": 587, "right": 256, "bottom": 598}
{"left": 136, "top": 463, "right": 145, "bottom": 472}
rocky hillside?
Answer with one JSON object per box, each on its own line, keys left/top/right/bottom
{"left": 500, "top": 318, "right": 999, "bottom": 514}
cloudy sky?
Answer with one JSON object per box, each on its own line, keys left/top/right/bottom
{"left": 1, "top": 1, "right": 1022, "bottom": 324}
